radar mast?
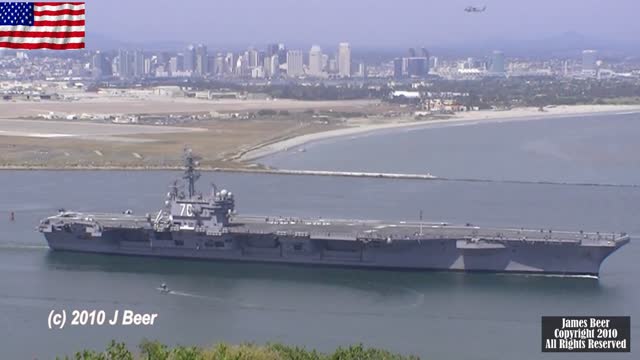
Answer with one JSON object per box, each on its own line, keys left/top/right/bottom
{"left": 182, "top": 148, "right": 201, "bottom": 198}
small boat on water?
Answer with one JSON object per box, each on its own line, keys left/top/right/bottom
{"left": 158, "top": 283, "right": 171, "bottom": 294}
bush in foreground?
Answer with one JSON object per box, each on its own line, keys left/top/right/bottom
{"left": 57, "top": 340, "right": 420, "bottom": 360}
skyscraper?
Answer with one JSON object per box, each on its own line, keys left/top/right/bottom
{"left": 277, "top": 43, "right": 287, "bottom": 65}
{"left": 395, "top": 46, "right": 430, "bottom": 79}
{"left": 338, "top": 42, "right": 351, "bottom": 77}
{"left": 91, "top": 51, "right": 110, "bottom": 78}
{"left": 430, "top": 56, "right": 438, "bottom": 71}
{"left": 214, "top": 54, "right": 225, "bottom": 75}
{"left": 266, "top": 43, "right": 279, "bottom": 58}
{"left": 117, "top": 49, "right": 131, "bottom": 79}
{"left": 195, "top": 44, "right": 208, "bottom": 76}
{"left": 308, "top": 45, "right": 323, "bottom": 77}
{"left": 421, "top": 47, "right": 430, "bottom": 75}
{"left": 406, "top": 57, "right": 428, "bottom": 77}
{"left": 184, "top": 44, "right": 196, "bottom": 73}
{"left": 489, "top": 50, "right": 505, "bottom": 74}
{"left": 247, "top": 48, "right": 259, "bottom": 68}
{"left": 582, "top": 49, "right": 598, "bottom": 76}
{"left": 393, "top": 58, "right": 403, "bottom": 79}
{"left": 268, "top": 55, "right": 280, "bottom": 78}
{"left": 358, "top": 63, "right": 367, "bottom": 78}
{"left": 225, "top": 53, "right": 234, "bottom": 74}
{"left": 169, "top": 56, "right": 179, "bottom": 75}
{"left": 235, "top": 55, "right": 248, "bottom": 76}
{"left": 286, "top": 50, "right": 304, "bottom": 77}
{"left": 133, "top": 50, "right": 145, "bottom": 78}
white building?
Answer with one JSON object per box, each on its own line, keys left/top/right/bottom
{"left": 308, "top": 45, "right": 323, "bottom": 77}
{"left": 287, "top": 50, "right": 304, "bottom": 77}
{"left": 338, "top": 42, "right": 351, "bottom": 77}
{"left": 582, "top": 49, "right": 598, "bottom": 77}
{"left": 264, "top": 55, "right": 279, "bottom": 78}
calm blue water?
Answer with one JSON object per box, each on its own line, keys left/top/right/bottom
{"left": 1, "top": 112, "right": 639, "bottom": 359}
{"left": 263, "top": 112, "right": 640, "bottom": 185}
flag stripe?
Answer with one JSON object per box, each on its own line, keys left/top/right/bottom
{"left": 34, "top": 4, "right": 85, "bottom": 11}
{"left": 34, "top": 14, "right": 85, "bottom": 21}
{"left": 33, "top": 2, "right": 85, "bottom": 6}
{"left": 0, "top": 41, "right": 85, "bottom": 49}
{"left": 0, "top": 25, "right": 85, "bottom": 32}
{"left": 33, "top": 9, "right": 85, "bottom": 16}
{"left": 0, "top": 36, "right": 84, "bottom": 44}
{"left": 0, "top": 31, "right": 84, "bottom": 38}
{"left": 32, "top": 20, "right": 85, "bottom": 26}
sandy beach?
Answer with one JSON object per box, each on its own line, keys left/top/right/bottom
{"left": 1, "top": 101, "right": 639, "bottom": 169}
{"left": 239, "top": 104, "right": 640, "bottom": 162}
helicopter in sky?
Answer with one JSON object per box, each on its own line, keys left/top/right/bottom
{"left": 464, "top": 5, "right": 487, "bottom": 13}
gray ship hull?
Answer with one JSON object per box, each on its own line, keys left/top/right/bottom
{"left": 37, "top": 151, "right": 630, "bottom": 277}
{"left": 41, "top": 216, "right": 629, "bottom": 277}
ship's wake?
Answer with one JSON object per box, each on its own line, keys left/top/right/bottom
{"left": 156, "top": 288, "right": 229, "bottom": 302}
{"left": 0, "top": 243, "right": 48, "bottom": 250}
{"left": 496, "top": 273, "right": 599, "bottom": 280}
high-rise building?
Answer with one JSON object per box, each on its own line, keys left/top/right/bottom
{"left": 195, "top": 44, "right": 208, "bottom": 76}
{"left": 328, "top": 58, "right": 338, "bottom": 73}
{"left": 225, "top": 53, "right": 234, "bottom": 74}
{"left": 133, "top": 50, "right": 145, "bottom": 78}
{"left": 421, "top": 48, "right": 430, "bottom": 75}
{"left": 175, "top": 54, "right": 185, "bottom": 72}
{"left": 286, "top": 50, "right": 304, "bottom": 77}
{"left": 184, "top": 44, "right": 196, "bottom": 73}
{"left": 214, "top": 54, "right": 225, "bottom": 75}
{"left": 338, "top": 42, "right": 351, "bottom": 77}
{"left": 91, "top": 51, "right": 111, "bottom": 78}
{"left": 144, "top": 58, "right": 152, "bottom": 76}
{"left": 489, "top": 50, "right": 505, "bottom": 74}
{"left": 408, "top": 48, "right": 416, "bottom": 57}
{"left": 207, "top": 55, "right": 216, "bottom": 77}
{"left": 235, "top": 55, "right": 248, "bottom": 76}
{"left": 358, "top": 63, "right": 367, "bottom": 78}
{"left": 266, "top": 43, "right": 279, "bottom": 57}
{"left": 406, "top": 57, "right": 428, "bottom": 77}
{"left": 308, "top": 45, "right": 323, "bottom": 76}
{"left": 277, "top": 43, "right": 287, "bottom": 65}
{"left": 247, "top": 48, "right": 259, "bottom": 68}
{"left": 117, "top": 49, "right": 131, "bottom": 79}
{"left": 582, "top": 49, "right": 598, "bottom": 75}
{"left": 263, "top": 56, "right": 272, "bottom": 77}
{"left": 393, "top": 58, "right": 403, "bottom": 79}
{"left": 321, "top": 54, "right": 329, "bottom": 70}
{"left": 266, "top": 55, "right": 279, "bottom": 78}
{"left": 169, "top": 57, "right": 179, "bottom": 75}
{"left": 430, "top": 56, "right": 438, "bottom": 71}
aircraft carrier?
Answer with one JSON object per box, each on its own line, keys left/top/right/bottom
{"left": 38, "top": 150, "right": 630, "bottom": 277}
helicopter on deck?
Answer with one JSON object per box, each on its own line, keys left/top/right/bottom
{"left": 464, "top": 5, "right": 486, "bottom": 13}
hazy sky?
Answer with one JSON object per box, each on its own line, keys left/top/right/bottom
{"left": 85, "top": 0, "right": 637, "bottom": 47}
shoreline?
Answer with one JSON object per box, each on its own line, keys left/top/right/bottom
{"left": 2, "top": 165, "right": 637, "bottom": 188}
{"left": 238, "top": 105, "right": 640, "bottom": 162}
{"left": 1, "top": 104, "right": 639, "bottom": 171}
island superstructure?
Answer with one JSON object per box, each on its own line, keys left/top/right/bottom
{"left": 38, "top": 150, "right": 630, "bottom": 277}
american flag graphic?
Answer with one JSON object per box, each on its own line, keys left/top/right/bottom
{"left": 0, "top": 2, "right": 85, "bottom": 50}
